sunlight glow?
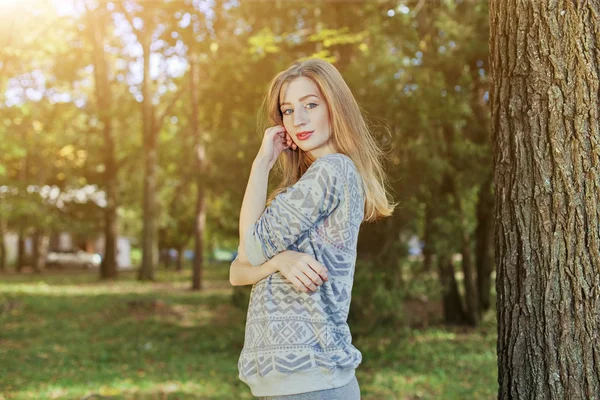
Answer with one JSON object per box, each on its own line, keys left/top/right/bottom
{"left": 0, "top": 0, "right": 35, "bottom": 7}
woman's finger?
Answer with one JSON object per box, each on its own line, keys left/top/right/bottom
{"left": 286, "top": 134, "right": 297, "bottom": 150}
{"left": 265, "top": 126, "right": 286, "bottom": 138}
{"left": 302, "top": 268, "right": 323, "bottom": 287}
{"left": 307, "top": 260, "right": 328, "bottom": 281}
{"left": 290, "top": 275, "right": 309, "bottom": 293}
{"left": 297, "top": 272, "right": 317, "bottom": 292}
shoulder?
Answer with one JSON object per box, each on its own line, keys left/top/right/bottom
{"left": 314, "top": 153, "right": 361, "bottom": 185}
{"left": 310, "top": 153, "right": 363, "bottom": 193}
{"left": 312, "top": 153, "right": 359, "bottom": 176}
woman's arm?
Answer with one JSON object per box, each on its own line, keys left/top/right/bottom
{"left": 229, "top": 250, "right": 329, "bottom": 292}
{"left": 243, "top": 157, "right": 344, "bottom": 267}
{"left": 229, "top": 252, "right": 278, "bottom": 286}
{"left": 237, "top": 155, "right": 270, "bottom": 264}
{"left": 238, "top": 125, "right": 296, "bottom": 264}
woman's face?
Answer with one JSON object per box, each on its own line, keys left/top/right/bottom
{"left": 279, "top": 76, "right": 336, "bottom": 159}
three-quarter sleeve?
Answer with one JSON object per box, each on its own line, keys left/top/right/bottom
{"left": 244, "top": 157, "right": 344, "bottom": 267}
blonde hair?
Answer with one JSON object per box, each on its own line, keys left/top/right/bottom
{"left": 259, "top": 58, "right": 396, "bottom": 222}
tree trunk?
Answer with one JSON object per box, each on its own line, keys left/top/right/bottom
{"left": 32, "top": 234, "right": 40, "bottom": 272}
{"left": 437, "top": 253, "right": 466, "bottom": 325}
{"left": 193, "top": 179, "right": 206, "bottom": 290}
{"left": 158, "top": 228, "right": 167, "bottom": 269}
{"left": 440, "top": 119, "right": 479, "bottom": 325}
{"left": 176, "top": 245, "right": 183, "bottom": 272}
{"left": 138, "top": 28, "right": 157, "bottom": 282}
{"left": 422, "top": 203, "right": 434, "bottom": 273}
{"left": 451, "top": 185, "right": 479, "bottom": 326}
{"left": 17, "top": 228, "right": 26, "bottom": 272}
{"left": 190, "top": 61, "right": 206, "bottom": 291}
{"left": 17, "top": 145, "right": 28, "bottom": 273}
{"left": 31, "top": 228, "right": 47, "bottom": 273}
{"left": 0, "top": 211, "right": 6, "bottom": 272}
{"left": 459, "top": 227, "right": 478, "bottom": 325}
{"left": 89, "top": 4, "right": 118, "bottom": 280}
{"left": 158, "top": 248, "right": 166, "bottom": 268}
{"left": 475, "top": 173, "right": 494, "bottom": 312}
{"left": 166, "top": 249, "right": 172, "bottom": 269}
{"left": 432, "top": 173, "right": 470, "bottom": 326}
{"left": 491, "top": 1, "right": 600, "bottom": 398}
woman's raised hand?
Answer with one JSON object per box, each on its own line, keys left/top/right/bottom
{"left": 271, "top": 250, "right": 329, "bottom": 293}
{"left": 257, "top": 125, "right": 297, "bottom": 170}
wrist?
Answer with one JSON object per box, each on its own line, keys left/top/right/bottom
{"left": 264, "top": 258, "right": 279, "bottom": 273}
{"left": 253, "top": 155, "right": 271, "bottom": 170}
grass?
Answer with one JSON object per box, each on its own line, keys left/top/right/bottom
{"left": 0, "top": 264, "right": 498, "bottom": 399}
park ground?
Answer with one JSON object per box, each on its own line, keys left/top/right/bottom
{"left": 0, "top": 264, "right": 497, "bottom": 400}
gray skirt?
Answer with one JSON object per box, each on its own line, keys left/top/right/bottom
{"left": 256, "top": 376, "right": 360, "bottom": 400}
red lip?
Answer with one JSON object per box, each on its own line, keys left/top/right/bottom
{"left": 296, "top": 130, "right": 313, "bottom": 140}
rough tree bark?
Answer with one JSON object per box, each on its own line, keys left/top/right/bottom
{"left": 491, "top": 1, "right": 600, "bottom": 398}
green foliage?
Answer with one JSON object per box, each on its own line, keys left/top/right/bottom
{"left": 248, "top": 27, "right": 281, "bottom": 58}
{"left": 350, "top": 260, "right": 406, "bottom": 336}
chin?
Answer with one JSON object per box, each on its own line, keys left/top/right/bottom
{"left": 299, "top": 141, "right": 324, "bottom": 152}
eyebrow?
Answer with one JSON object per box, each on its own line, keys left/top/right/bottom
{"left": 280, "top": 94, "right": 319, "bottom": 107}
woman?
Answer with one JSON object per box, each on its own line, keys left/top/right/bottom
{"left": 230, "top": 58, "right": 395, "bottom": 399}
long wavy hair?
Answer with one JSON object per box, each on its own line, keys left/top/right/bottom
{"left": 259, "top": 58, "right": 396, "bottom": 222}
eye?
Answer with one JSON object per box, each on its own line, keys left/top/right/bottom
{"left": 282, "top": 102, "right": 317, "bottom": 116}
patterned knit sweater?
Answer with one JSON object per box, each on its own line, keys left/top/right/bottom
{"left": 238, "top": 153, "right": 365, "bottom": 397}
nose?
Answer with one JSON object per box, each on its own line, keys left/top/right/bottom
{"left": 293, "top": 106, "right": 307, "bottom": 127}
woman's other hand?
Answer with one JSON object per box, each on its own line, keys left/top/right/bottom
{"left": 272, "top": 250, "right": 328, "bottom": 293}
{"left": 257, "top": 125, "right": 297, "bottom": 170}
